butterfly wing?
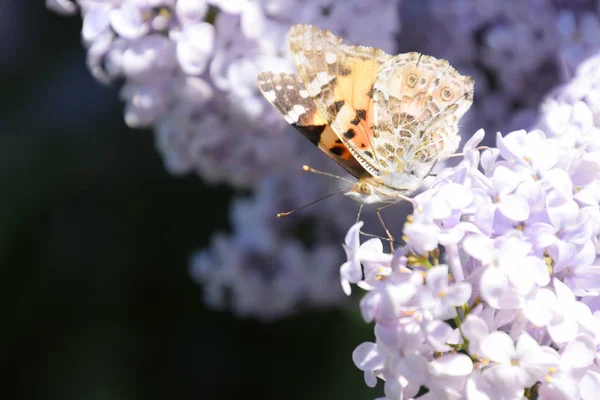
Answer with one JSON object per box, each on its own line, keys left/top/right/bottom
{"left": 287, "top": 24, "right": 392, "bottom": 177}
{"left": 256, "top": 71, "right": 367, "bottom": 178}
{"left": 370, "top": 53, "right": 475, "bottom": 176}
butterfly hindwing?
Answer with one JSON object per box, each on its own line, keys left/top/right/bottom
{"left": 257, "top": 72, "right": 367, "bottom": 178}
{"left": 287, "top": 24, "right": 392, "bottom": 177}
{"left": 371, "top": 53, "right": 475, "bottom": 175}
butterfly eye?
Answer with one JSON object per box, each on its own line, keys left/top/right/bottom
{"left": 406, "top": 73, "right": 418, "bottom": 88}
{"left": 441, "top": 87, "right": 454, "bottom": 101}
{"left": 359, "top": 183, "right": 373, "bottom": 195}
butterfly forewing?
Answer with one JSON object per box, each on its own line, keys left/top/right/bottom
{"left": 256, "top": 71, "right": 367, "bottom": 178}
{"left": 288, "top": 24, "right": 391, "bottom": 177}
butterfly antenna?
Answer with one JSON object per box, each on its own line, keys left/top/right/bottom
{"left": 301, "top": 165, "right": 354, "bottom": 184}
{"left": 277, "top": 188, "right": 348, "bottom": 218}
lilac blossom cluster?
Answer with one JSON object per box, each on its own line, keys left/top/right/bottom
{"left": 344, "top": 55, "right": 600, "bottom": 399}
{"left": 189, "top": 165, "right": 355, "bottom": 321}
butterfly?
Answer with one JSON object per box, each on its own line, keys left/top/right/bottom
{"left": 257, "top": 24, "right": 474, "bottom": 224}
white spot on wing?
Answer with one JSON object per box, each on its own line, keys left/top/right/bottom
{"left": 263, "top": 90, "right": 277, "bottom": 102}
{"left": 325, "top": 52, "right": 337, "bottom": 64}
{"left": 308, "top": 78, "right": 322, "bottom": 94}
{"left": 299, "top": 90, "right": 310, "bottom": 98}
{"left": 292, "top": 104, "right": 306, "bottom": 116}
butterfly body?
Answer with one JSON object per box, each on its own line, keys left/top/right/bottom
{"left": 257, "top": 24, "right": 474, "bottom": 205}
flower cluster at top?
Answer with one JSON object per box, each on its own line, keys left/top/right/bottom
{"left": 344, "top": 55, "right": 600, "bottom": 399}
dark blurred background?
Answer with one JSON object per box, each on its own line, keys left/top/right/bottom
{"left": 0, "top": 4, "right": 374, "bottom": 399}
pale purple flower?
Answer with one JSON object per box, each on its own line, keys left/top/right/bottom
{"left": 419, "top": 265, "right": 472, "bottom": 320}
{"left": 46, "top": 0, "right": 77, "bottom": 14}
{"left": 481, "top": 331, "right": 559, "bottom": 390}
{"left": 538, "top": 334, "right": 597, "bottom": 400}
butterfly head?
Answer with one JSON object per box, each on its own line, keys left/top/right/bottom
{"left": 345, "top": 173, "right": 422, "bottom": 204}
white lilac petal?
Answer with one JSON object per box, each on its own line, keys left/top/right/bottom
{"left": 546, "top": 194, "right": 579, "bottom": 228}
{"left": 175, "top": 22, "right": 215, "bottom": 75}
{"left": 507, "top": 255, "right": 549, "bottom": 295}
{"left": 463, "top": 128, "right": 485, "bottom": 151}
{"left": 340, "top": 261, "right": 361, "bottom": 296}
{"left": 82, "top": 7, "right": 112, "bottom": 42}
{"left": 547, "top": 280, "right": 580, "bottom": 343}
{"left": 428, "top": 195, "right": 453, "bottom": 220}
{"left": 465, "top": 370, "right": 513, "bottom": 400}
{"left": 565, "top": 265, "right": 600, "bottom": 296}
{"left": 561, "top": 334, "right": 596, "bottom": 369}
{"left": 496, "top": 129, "right": 529, "bottom": 164}
{"left": 109, "top": 3, "right": 149, "bottom": 39}
{"left": 359, "top": 291, "right": 381, "bottom": 322}
{"left": 571, "top": 154, "right": 600, "bottom": 186}
{"left": 481, "top": 331, "right": 514, "bottom": 364}
{"left": 438, "top": 221, "right": 482, "bottom": 246}
{"left": 543, "top": 169, "right": 574, "bottom": 202}
{"left": 425, "top": 265, "right": 449, "bottom": 293}
{"left": 480, "top": 147, "right": 501, "bottom": 177}
{"left": 431, "top": 353, "right": 473, "bottom": 377}
{"left": 375, "top": 321, "right": 424, "bottom": 353}
{"left": 208, "top": 0, "right": 248, "bottom": 14}
{"left": 424, "top": 319, "right": 454, "bottom": 352}
{"left": 462, "top": 314, "right": 489, "bottom": 356}
{"left": 580, "top": 365, "right": 600, "bottom": 400}
{"left": 240, "top": 2, "right": 266, "bottom": 40}
{"left": 497, "top": 194, "right": 529, "bottom": 221}
{"left": 377, "top": 281, "right": 419, "bottom": 321}
{"left": 395, "top": 352, "right": 429, "bottom": 387}
{"left": 522, "top": 287, "right": 556, "bottom": 327}
{"left": 86, "top": 30, "right": 116, "bottom": 84}
{"left": 438, "top": 183, "right": 474, "bottom": 210}
{"left": 462, "top": 234, "right": 495, "bottom": 264}
{"left": 575, "top": 181, "right": 600, "bottom": 206}
{"left": 176, "top": 0, "right": 209, "bottom": 24}
{"left": 352, "top": 342, "right": 385, "bottom": 388}
{"left": 529, "top": 139, "right": 559, "bottom": 172}
{"left": 46, "top": 0, "right": 77, "bottom": 15}
{"left": 404, "top": 222, "right": 439, "bottom": 254}
{"left": 538, "top": 378, "right": 581, "bottom": 400}
{"left": 481, "top": 361, "right": 530, "bottom": 391}
{"left": 445, "top": 282, "right": 472, "bottom": 307}
{"left": 492, "top": 165, "right": 522, "bottom": 196}
{"left": 529, "top": 222, "right": 557, "bottom": 248}
{"left": 472, "top": 202, "right": 497, "bottom": 236}
{"left": 344, "top": 221, "right": 363, "bottom": 249}
{"left": 480, "top": 267, "right": 522, "bottom": 309}
{"left": 122, "top": 34, "right": 177, "bottom": 81}
{"left": 515, "top": 179, "right": 546, "bottom": 214}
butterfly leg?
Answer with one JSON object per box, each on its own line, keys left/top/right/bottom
{"left": 356, "top": 203, "right": 364, "bottom": 224}
{"left": 376, "top": 202, "right": 399, "bottom": 252}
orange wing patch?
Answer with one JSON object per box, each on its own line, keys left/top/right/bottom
{"left": 257, "top": 71, "right": 367, "bottom": 178}
{"left": 288, "top": 24, "right": 390, "bottom": 176}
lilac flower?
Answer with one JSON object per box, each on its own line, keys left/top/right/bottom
{"left": 481, "top": 331, "right": 559, "bottom": 390}
{"left": 538, "top": 334, "right": 597, "bottom": 399}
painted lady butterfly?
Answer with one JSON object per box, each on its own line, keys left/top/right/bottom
{"left": 257, "top": 24, "right": 474, "bottom": 210}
